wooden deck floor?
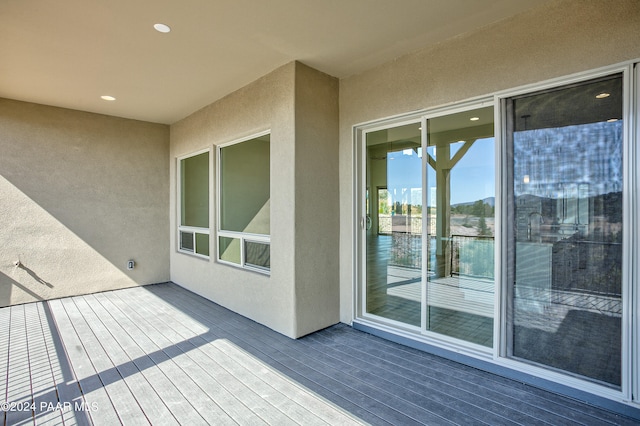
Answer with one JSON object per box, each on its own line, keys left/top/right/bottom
{"left": 1, "top": 283, "right": 637, "bottom": 425}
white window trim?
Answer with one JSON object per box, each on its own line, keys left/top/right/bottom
{"left": 177, "top": 148, "right": 211, "bottom": 259}
{"left": 216, "top": 130, "right": 271, "bottom": 274}
{"left": 216, "top": 231, "right": 270, "bottom": 273}
{"left": 178, "top": 226, "right": 211, "bottom": 259}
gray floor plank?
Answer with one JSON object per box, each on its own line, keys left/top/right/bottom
{"left": 302, "top": 330, "right": 550, "bottom": 426}
{"left": 336, "top": 328, "right": 630, "bottom": 426}
{"left": 133, "top": 289, "right": 348, "bottom": 426}
{"left": 37, "top": 302, "right": 92, "bottom": 426}
{"left": 72, "top": 295, "right": 178, "bottom": 426}
{"left": 48, "top": 298, "right": 121, "bottom": 426}
{"left": 128, "top": 292, "right": 307, "bottom": 426}
{"left": 148, "top": 284, "right": 433, "bottom": 426}
{"left": 152, "top": 283, "right": 635, "bottom": 426}
{"left": 136, "top": 287, "right": 368, "bottom": 425}
{"left": 3, "top": 283, "right": 638, "bottom": 426}
{"left": 88, "top": 291, "right": 211, "bottom": 426}
{"left": 105, "top": 289, "right": 248, "bottom": 425}
{"left": 147, "top": 284, "right": 435, "bottom": 425}
{"left": 96, "top": 293, "right": 220, "bottom": 424}
{"left": 23, "top": 302, "right": 63, "bottom": 426}
{"left": 60, "top": 297, "right": 149, "bottom": 425}
{"left": 110, "top": 288, "right": 272, "bottom": 426}
{"left": 0, "top": 305, "right": 10, "bottom": 426}
{"left": 6, "top": 305, "right": 35, "bottom": 426}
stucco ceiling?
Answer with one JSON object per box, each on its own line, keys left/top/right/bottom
{"left": 0, "top": 0, "right": 550, "bottom": 125}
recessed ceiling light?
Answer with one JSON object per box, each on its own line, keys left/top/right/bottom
{"left": 154, "top": 23, "right": 171, "bottom": 33}
{"left": 596, "top": 93, "right": 610, "bottom": 99}
{"left": 101, "top": 95, "right": 116, "bottom": 101}
{"left": 607, "top": 118, "right": 619, "bottom": 122}
{"left": 470, "top": 117, "right": 480, "bottom": 121}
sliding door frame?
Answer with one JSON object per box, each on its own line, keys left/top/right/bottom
{"left": 353, "top": 60, "right": 638, "bottom": 405}
{"left": 494, "top": 63, "right": 634, "bottom": 402}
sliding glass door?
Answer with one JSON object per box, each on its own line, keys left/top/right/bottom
{"left": 425, "top": 107, "right": 495, "bottom": 347}
{"left": 505, "top": 74, "right": 624, "bottom": 388}
{"left": 364, "top": 121, "right": 423, "bottom": 327}
{"left": 358, "top": 65, "right": 635, "bottom": 401}
{"left": 361, "top": 105, "right": 496, "bottom": 347}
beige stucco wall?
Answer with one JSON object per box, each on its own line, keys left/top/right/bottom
{"left": 338, "top": 0, "right": 640, "bottom": 323}
{"left": 293, "top": 62, "right": 340, "bottom": 337}
{"left": 170, "top": 62, "right": 340, "bottom": 338}
{"left": 0, "top": 98, "right": 170, "bottom": 307}
{"left": 170, "top": 63, "right": 298, "bottom": 337}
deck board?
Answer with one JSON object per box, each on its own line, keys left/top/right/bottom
{"left": 147, "top": 284, "right": 460, "bottom": 426}
{"left": 24, "top": 302, "right": 62, "bottom": 426}
{"left": 0, "top": 304, "right": 10, "bottom": 426}
{"left": 107, "top": 288, "right": 266, "bottom": 425}
{"left": 48, "top": 298, "right": 121, "bottom": 426}
{"left": 60, "top": 296, "right": 148, "bottom": 424}
{"left": 5, "top": 305, "right": 33, "bottom": 426}
{"left": 89, "top": 292, "right": 212, "bottom": 425}
{"left": 135, "top": 288, "right": 360, "bottom": 426}
{"left": 1, "top": 283, "right": 637, "bottom": 425}
{"left": 36, "top": 301, "right": 91, "bottom": 426}
{"left": 72, "top": 295, "right": 178, "bottom": 425}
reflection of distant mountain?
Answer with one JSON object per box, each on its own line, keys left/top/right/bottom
{"left": 452, "top": 197, "right": 495, "bottom": 208}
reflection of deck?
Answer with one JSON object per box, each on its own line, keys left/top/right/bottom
{"left": 386, "top": 268, "right": 494, "bottom": 318}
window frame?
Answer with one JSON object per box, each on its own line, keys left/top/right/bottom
{"left": 216, "top": 130, "right": 271, "bottom": 274}
{"left": 177, "top": 148, "right": 211, "bottom": 259}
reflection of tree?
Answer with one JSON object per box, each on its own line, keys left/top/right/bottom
{"left": 451, "top": 201, "right": 494, "bottom": 216}
{"left": 378, "top": 189, "right": 391, "bottom": 214}
{"left": 478, "top": 214, "right": 489, "bottom": 236}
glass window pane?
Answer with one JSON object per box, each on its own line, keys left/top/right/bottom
{"left": 180, "top": 152, "right": 209, "bottom": 228}
{"left": 180, "top": 231, "right": 194, "bottom": 252}
{"left": 219, "top": 236, "right": 241, "bottom": 265}
{"left": 365, "top": 122, "right": 422, "bottom": 327}
{"left": 508, "top": 74, "right": 623, "bottom": 387}
{"left": 426, "top": 106, "right": 495, "bottom": 347}
{"left": 195, "top": 233, "right": 209, "bottom": 256}
{"left": 245, "top": 240, "right": 270, "bottom": 270}
{"left": 220, "top": 135, "right": 270, "bottom": 234}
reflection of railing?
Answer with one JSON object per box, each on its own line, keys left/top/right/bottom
{"left": 450, "top": 235, "right": 495, "bottom": 280}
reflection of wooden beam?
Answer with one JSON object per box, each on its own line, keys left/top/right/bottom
{"left": 450, "top": 140, "right": 475, "bottom": 168}
{"left": 427, "top": 123, "right": 494, "bottom": 278}
{"left": 427, "top": 154, "right": 436, "bottom": 170}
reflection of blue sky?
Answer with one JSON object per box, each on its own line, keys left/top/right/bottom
{"left": 387, "top": 147, "right": 422, "bottom": 206}
{"left": 386, "top": 139, "right": 496, "bottom": 206}
{"left": 448, "top": 138, "right": 495, "bottom": 205}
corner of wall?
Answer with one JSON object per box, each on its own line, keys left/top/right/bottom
{"left": 292, "top": 62, "right": 341, "bottom": 337}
